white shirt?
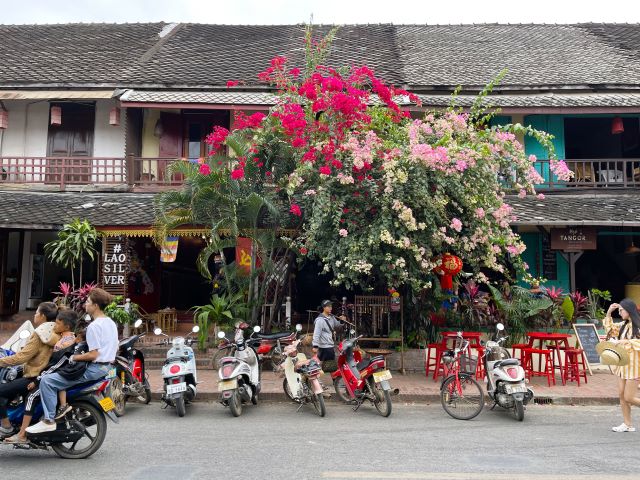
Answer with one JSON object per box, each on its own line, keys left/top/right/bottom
{"left": 86, "top": 316, "right": 118, "bottom": 363}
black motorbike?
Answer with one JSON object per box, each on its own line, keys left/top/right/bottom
{"left": 108, "top": 319, "right": 152, "bottom": 416}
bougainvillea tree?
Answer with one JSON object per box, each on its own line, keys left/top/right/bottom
{"left": 157, "top": 27, "right": 571, "bottom": 300}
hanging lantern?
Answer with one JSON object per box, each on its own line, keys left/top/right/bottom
{"left": 109, "top": 107, "right": 121, "bottom": 126}
{"left": 50, "top": 105, "right": 62, "bottom": 126}
{"left": 0, "top": 109, "right": 7, "bottom": 130}
{"left": 611, "top": 117, "right": 624, "bottom": 135}
{"left": 432, "top": 253, "right": 463, "bottom": 290}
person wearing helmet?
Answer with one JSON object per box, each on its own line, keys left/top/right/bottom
{"left": 311, "top": 300, "right": 346, "bottom": 363}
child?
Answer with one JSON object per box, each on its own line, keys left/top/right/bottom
{"left": 55, "top": 326, "right": 88, "bottom": 419}
{"left": 3, "top": 309, "right": 77, "bottom": 444}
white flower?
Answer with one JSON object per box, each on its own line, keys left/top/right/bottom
{"left": 339, "top": 229, "right": 348, "bottom": 237}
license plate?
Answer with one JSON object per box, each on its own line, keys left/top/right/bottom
{"left": 99, "top": 397, "right": 115, "bottom": 412}
{"left": 373, "top": 370, "right": 392, "bottom": 383}
{"left": 505, "top": 384, "right": 527, "bottom": 394}
{"left": 106, "top": 368, "right": 117, "bottom": 379}
{"left": 218, "top": 379, "right": 238, "bottom": 391}
{"left": 166, "top": 382, "right": 187, "bottom": 395}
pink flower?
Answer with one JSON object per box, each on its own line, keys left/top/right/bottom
{"left": 299, "top": 246, "right": 308, "bottom": 255}
{"left": 537, "top": 193, "right": 545, "bottom": 200}
{"left": 339, "top": 229, "right": 348, "bottom": 237}
{"left": 290, "top": 204, "right": 302, "bottom": 217}
{"left": 518, "top": 189, "right": 526, "bottom": 198}
{"left": 199, "top": 164, "right": 211, "bottom": 175}
{"left": 289, "top": 67, "right": 301, "bottom": 77}
{"left": 231, "top": 168, "right": 245, "bottom": 180}
{"left": 319, "top": 166, "right": 331, "bottom": 176}
{"left": 450, "top": 218, "right": 463, "bottom": 232}
{"left": 226, "top": 80, "right": 239, "bottom": 88}
{"left": 475, "top": 207, "right": 485, "bottom": 219}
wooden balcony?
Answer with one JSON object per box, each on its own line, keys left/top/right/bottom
{"left": 533, "top": 158, "right": 640, "bottom": 190}
{"left": 0, "top": 156, "right": 184, "bottom": 191}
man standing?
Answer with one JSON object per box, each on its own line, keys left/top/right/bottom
{"left": 312, "top": 300, "right": 346, "bottom": 363}
{"left": 27, "top": 288, "right": 118, "bottom": 434}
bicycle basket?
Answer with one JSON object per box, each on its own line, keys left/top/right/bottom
{"left": 459, "top": 354, "right": 478, "bottom": 375}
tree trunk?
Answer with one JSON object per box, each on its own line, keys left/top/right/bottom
{"left": 70, "top": 262, "right": 76, "bottom": 289}
{"left": 79, "top": 258, "right": 83, "bottom": 287}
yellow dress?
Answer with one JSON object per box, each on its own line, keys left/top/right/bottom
{"left": 602, "top": 315, "right": 640, "bottom": 380}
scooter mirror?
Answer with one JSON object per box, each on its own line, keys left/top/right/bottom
{"left": 217, "top": 331, "right": 226, "bottom": 339}
{"left": 295, "top": 324, "right": 303, "bottom": 332}
{"left": 496, "top": 323, "right": 505, "bottom": 331}
{"left": 192, "top": 325, "right": 200, "bottom": 333}
{"left": 18, "top": 330, "right": 31, "bottom": 340}
{"left": 154, "top": 328, "right": 162, "bottom": 336}
{"left": 134, "top": 319, "right": 143, "bottom": 329}
{"left": 253, "top": 325, "right": 261, "bottom": 333}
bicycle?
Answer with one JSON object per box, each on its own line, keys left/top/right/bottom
{"left": 439, "top": 331, "right": 485, "bottom": 420}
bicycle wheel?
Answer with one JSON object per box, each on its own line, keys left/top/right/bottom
{"left": 440, "top": 374, "right": 484, "bottom": 420}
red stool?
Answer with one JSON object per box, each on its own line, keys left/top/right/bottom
{"left": 424, "top": 342, "right": 445, "bottom": 380}
{"left": 563, "top": 348, "right": 588, "bottom": 386}
{"left": 523, "top": 348, "right": 556, "bottom": 387}
{"left": 511, "top": 343, "right": 529, "bottom": 363}
{"left": 547, "top": 344, "right": 567, "bottom": 384}
{"left": 470, "top": 344, "right": 485, "bottom": 380}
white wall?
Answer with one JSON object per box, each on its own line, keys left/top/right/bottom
{"left": 93, "top": 99, "right": 125, "bottom": 157}
{"left": 0, "top": 100, "right": 49, "bottom": 157}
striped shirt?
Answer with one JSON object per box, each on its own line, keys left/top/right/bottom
{"left": 603, "top": 315, "right": 640, "bottom": 380}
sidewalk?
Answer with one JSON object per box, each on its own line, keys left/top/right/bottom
{"left": 146, "top": 367, "right": 622, "bottom": 405}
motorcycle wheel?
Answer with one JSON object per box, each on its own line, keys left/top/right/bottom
{"left": 108, "top": 377, "right": 127, "bottom": 417}
{"left": 229, "top": 390, "right": 242, "bottom": 417}
{"left": 282, "top": 378, "right": 295, "bottom": 402}
{"left": 513, "top": 399, "right": 525, "bottom": 421}
{"left": 175, "top": 395, "right": 186, "bottom": 417}
{"left": 50, "top": 401, "right": 107, "bottom": 459}
{"left": 138, "top": 387, "right": 152, "bottom": 405}
{"left": 268, "top": 345, "right": 283, "bottom": 371}
{"left": 370, "top": 379, "right": 392, "bottom": 417}
{"left": 440, "top": 374, "right": 484, "bottom": 421}
{"left": 332, "top": 377, "right": 351, "bottom": 403}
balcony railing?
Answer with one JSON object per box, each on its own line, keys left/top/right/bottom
{"left": 0, "top": 156, "right": 184, "bottom": 190}
{"left": 534, "top": 158, "right": 640, "bottom": 190}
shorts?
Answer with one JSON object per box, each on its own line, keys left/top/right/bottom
{"left": 317, "top": 347, "right": 335, "bottom": 362}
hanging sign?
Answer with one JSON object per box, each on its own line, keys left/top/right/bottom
{"left": 160, "top": 236, "right": 179, "bottom": 263}
{"left": 101, "top": 237, "right": 129, "bottom": 296}
{"left": 236, "top": 237, "right": 253, "bottom": 275}
{"left": 550, "top": 227, "right": 597, "bottom": 251}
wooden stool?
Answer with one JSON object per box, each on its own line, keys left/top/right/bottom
{"left": 563, "top": 348, "right": 588, "bottom": 386}
{"left": 511, "top": 343, "right": 529, "bottom": 363}
{"left": 470, "top": 344, "right": 485, "bottom": 380}
{"left": 523, "top": 348, "right": 555, "bottom": 387}
{"left": 424, "top": 342, "right": 444, "bottom": 380}
{"left": 547, "top": 344, "right": 567, "bottom": 384}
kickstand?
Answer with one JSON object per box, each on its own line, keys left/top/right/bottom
{"left": 296, "top": 401, "right": 304, "bottom": 413}
{"left": 490, "top": 402, "right": 498, "bottom": 411}
{"left": 352, "top": 398, "right": 364, "bottom": 412}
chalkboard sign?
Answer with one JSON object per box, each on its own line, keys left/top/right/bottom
{"left": 573, "top": 323, "right": 601, "bottom": 374}
{"left": 541, "top": 232, "right": 557, "bottom": 280}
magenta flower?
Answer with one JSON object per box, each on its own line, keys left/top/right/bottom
{"left": 290, "top": 204, "right": 302, "bottom": 216}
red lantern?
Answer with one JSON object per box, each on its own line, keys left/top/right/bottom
{"left": 50, "top": 105, "right": 62, "bottom": 126}
{"left": 611, "top": 117, "right": 624, "bottom": 135}
{"left": 433, "top": 253, "right": 463, "bottom": 290}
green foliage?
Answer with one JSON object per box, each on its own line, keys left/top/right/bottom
{"left": 191, "top": 293, "right": 248, "bottom": 349}
{"left": 104, "top": 296, "right": 140, "bottom": 325}
{"left": 560, "top": 296, "right": 575, "bottom": 324}
{"left": 586, "top": 288, "right": 611, "bottom": 322}
{"left": 45, "top": 219, "right": 98, "bottom": 288}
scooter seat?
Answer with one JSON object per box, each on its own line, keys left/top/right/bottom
{"left": 356, "top": 355, "right": 384, "bottom": 371}
{"left": 494, "top": 358, "right": 520, "bottom": 368}
{"left": 255, "top": 332, "right": 292, "bottom": 340}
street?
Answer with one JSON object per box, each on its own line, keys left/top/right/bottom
{"left": 0, "top": 401, "right": 637, "bottom": 479}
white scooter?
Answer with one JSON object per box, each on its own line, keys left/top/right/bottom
{"left": 483, "top": 323, "right": 534, "bottom": 421}
{"left": 217, "top": 323, "right": 261, "bottom": 417}
{"left": 280, "top": 324, "right": 325, "bottom": 417}
{"left": 156, "top": 325, "right": 200, "bottom": 417}
{"left": 1, "top": 320, "right": 34, "bottom": 353}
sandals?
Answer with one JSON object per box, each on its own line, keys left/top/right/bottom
{"left": 3, "top": 434, "right": 28, "bottom": 444}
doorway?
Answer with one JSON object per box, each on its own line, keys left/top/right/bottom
{"left": 0, "top": 231, "right": 23, "bottom": 316}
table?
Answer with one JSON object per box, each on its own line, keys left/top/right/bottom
{"left": 440, "top": 331, "right": 483, "bottom": 348}
{"left": 359, "top": 337, "right": 404, "bottom": 373}
{"left": 526, "top": 332, "right": 571, "bottom": 385}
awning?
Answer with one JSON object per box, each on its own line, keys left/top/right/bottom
{"left": 0, "top": 90, "right": 116, "bottom": 100}
{"left": 97, "top": 226, "right": 300, "bottom": 237}
{"left": 118, "top": 89, "right": 275, "bottom": 110}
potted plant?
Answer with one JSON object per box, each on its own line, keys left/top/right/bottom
{"left": 104, "top": 296, "right": 140, "bottom": 337}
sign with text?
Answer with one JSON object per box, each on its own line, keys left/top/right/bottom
{"left": 101, "top": 237, "right": 129, "bottom": 296}
{"left": 541, "top": 231, "right": 557, "bottom": 280}
{"left": 572, "top": 323, "right": 601, "bottom": 375}
{"left": 550, "top": 227, "right": 597, "bottom": 251}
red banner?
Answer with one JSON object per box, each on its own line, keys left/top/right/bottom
{"left": 236, "top": 237, "right": 253, "bottom": 275}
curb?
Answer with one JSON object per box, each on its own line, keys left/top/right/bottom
{"left": 149, "top": 391, "right": 620, "bottom": 406}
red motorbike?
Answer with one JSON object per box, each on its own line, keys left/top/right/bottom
{"left": 331, "top": 334, "right": 393, "bottom": 417}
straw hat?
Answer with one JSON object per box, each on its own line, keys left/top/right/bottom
{"left": 596, "top": 341, "right": 630, "bottom": 366}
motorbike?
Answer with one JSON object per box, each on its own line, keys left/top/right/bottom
{"left": 1, "top": 321, "right": 34, "bottom": 355}
{"left": 331, "top": 331, "right": 393, "bottom": 417}
{"left": 108, "top": 318, "right": 152, "bottom": 416}
{"left": 279, "top": 324, "right": 325, "bottom": 417}
{"left": 483, "top": 323, "right": 534, "bottom": 421}
{"left": 217, "top": 323, "right": 262, "bottom": 417}
{"left": 253, "top": 330, "right": 298, "bottom": 369}
{"left": 157, "top": 325, "right": 200, "bottom": 417}
{"left": 0, "top": 338, "right": 118, "bottom": 459}
{"left": 0, "top": 330, "right": 31, "bottom": 384}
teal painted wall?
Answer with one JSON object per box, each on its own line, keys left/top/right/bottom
{"left": 489, "top": 115, "right": 512, "bottom": 127}
{"left": 524, "top": 115, "right": 566, "bottom": 187}
{"left": 517, "top": 231, "right": 570, "bottom": 292}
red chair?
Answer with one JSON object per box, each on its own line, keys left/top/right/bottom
{"left": 547, "top": 344, "right": 567, "bottom": 384}
{"left": 563, "top": 348, "right": 588, "bottom": 386}
{"left": 523, "top": 348, "right": 556, "bottom": 387}
{"left": 424, "top": 342, "right": 445, "bottom": 380}
{"left": 470, "top": 344, "right": 485, "bottom": 380}
{"left": 511, "top": 343, "right": 529, "bottom": 363}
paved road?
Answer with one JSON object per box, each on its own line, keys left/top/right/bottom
{"left": 0, "top": 401, "right": 637, "bottom": 479}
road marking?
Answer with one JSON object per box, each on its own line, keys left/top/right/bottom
{"left": 322, "top": 473, "right": 638, "bottom": 480}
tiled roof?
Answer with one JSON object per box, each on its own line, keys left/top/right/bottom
{"left": 2, "top": 23, "right": 640, "bottom": 90}
{"left": 0, "top": 191, "right": 156, "bottom": 229}
{"left": 118, "top": 90, "right": 276, "bottom": 105}
{"left": 509, "top": 193, "right": 640, "bottom": 226}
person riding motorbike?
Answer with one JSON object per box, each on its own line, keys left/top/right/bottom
{"left": 0, "top": 302, "right": 60, "bottom": 437}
